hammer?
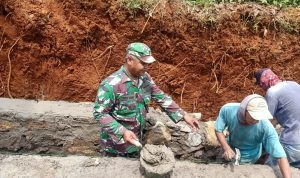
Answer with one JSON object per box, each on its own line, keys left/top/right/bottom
{"left": 234, "top": 148, "right": 241, "bottom": 165}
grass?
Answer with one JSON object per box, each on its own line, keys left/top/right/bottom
{"left": 117, "top": 0, "right": 300, "bottom": 34}
{"left": 275, "top": 19, "right": 299, "bottom": 33}
{"left": 119, "top": 0, "right": 144, "bottom": 10}
{"left": 187, "top": 0, "right": 300, "bottom": 7}
{"left": 118, "top": 0, "right": 162, "bottom": 12}
{"left": 118, "top": 0, "right": 300, "bottom": 10}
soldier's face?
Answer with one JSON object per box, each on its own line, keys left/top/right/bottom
{"left": 127, "top": 56, "right": 149, "bottom": 77}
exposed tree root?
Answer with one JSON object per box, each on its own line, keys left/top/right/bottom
{"left": 7, "top": 37, "right": 21, "bottom": 99}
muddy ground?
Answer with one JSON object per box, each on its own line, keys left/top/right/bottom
{"left": 1, "top": 154, "right": 300, "bottom": 178}
{"left": 0, "top": 0, "right": 299, "bottom": 120}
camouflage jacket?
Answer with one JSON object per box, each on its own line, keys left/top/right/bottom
{"left": 93, "top": 66, "right": 185, "bottom": 154}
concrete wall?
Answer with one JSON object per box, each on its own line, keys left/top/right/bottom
{"left": 0, "top": 97, "right": 217, "bottom": 159}
{"left": 0, "top": 98, "right": 99, "bottom": 155}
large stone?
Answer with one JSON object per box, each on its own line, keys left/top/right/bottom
{"left": 203, "top": 121, "right": 220, "bottom": 147}
{"left": 175, "top": 121, "right": 192, "bottom": 133}
{"left": 144, "top": 121, "right": 172, "bottom": 145}
{"left": 187, "top": 132, "right": 202, "bottom": 147}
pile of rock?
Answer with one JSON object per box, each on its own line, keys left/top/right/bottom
{"left": 144, "top": 108, "right": 220, "bottom": 160}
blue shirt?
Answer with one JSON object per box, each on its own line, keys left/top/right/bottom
{"left": 266, "top": 81, "right": 300, "bottom": 145}
{"left": 215, "top": 103, "right": 286, "bottom": 163}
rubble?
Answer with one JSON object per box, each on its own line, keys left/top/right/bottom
{"left": 145, "top": 108, "right": 220, "bottom": 159}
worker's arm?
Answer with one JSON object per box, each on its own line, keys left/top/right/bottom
{"left": 215, "top": 131, "right": 235, "bottom": 161}
{"left": 262, "top": 121, "right": 291, "bottom": 178}
{"left": 183, "top": 113, "right": 200, "bottom": 130}
{"left": 214, "top": 104, "right": 237, "bottom": 161}
{"left": 265, "top": 94, "right": 278, "bottom": 128}
{"left": 270, "top": 117, "right": 278, "bottom": 127}
{"left": 144, "top": 73, "right": 199, "bottom": 129}
{"left": 93, "top": 83, "right": 128, "bottom": 142}
{"left": 277, "top": 157, "right": 291, "bottom": 178}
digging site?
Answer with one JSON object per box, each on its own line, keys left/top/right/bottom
{"left": 1, "top": 0, "right": 300, "bottom": 178}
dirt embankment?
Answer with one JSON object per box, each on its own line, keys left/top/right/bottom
{"left": 0, "top": 0, "right": 300, "bottom": 120}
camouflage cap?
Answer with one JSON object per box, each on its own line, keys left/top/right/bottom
{"left": 126, "top": 42, "right": 156, "bottom": 64}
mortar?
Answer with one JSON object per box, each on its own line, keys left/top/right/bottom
{"left": 140, "top": 144, "right": 175, "bottom": 178}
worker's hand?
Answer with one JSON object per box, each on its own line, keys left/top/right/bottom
{"left": 183, "top": 114, "right": 200, "bottom": 131}
{"left": 223, "top": 147, "right": 235, "bottom": 161}
{"left": 123, "top": 130, "right": 138, "bottom": 145}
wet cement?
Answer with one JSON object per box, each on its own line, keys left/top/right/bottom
{"left": 140, "top": 144, "right": 175, "bottom": 178}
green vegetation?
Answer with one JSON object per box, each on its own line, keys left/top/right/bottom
{"left": 187, "top": 0, "right": 300, "bottom": 7}
{"left": 117, "top": 0, "right": 300, "bottom": 34}
{"left": 117, "top": 0, "right": 160, "bottom": 12}
{"left": 119, "top": 0, "right": 300, "bottom": 11}
{"left": 118, "top": 0, "right": 144, "bottom": 10}
{"left": 275, "top": 18, "right": 299, "bottom": 33}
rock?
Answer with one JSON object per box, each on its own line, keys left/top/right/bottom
{"left": 187, "top": 132, "right": 202, "bottom": 147}
{"left": 203, "top": 121, "right": 220, "bottom": 147}
{"left": 176, "top": 122, "right": 192, "bottom": 133}
{"left": 169, "top": 131, "right": 185, "bottom": 137}
{"left": 145, "top": 121, "right": 172, "bottom": 145}
{"left": 0, "top": 120, "right": 16, "bottom": 132}
{"left": 165, "top": 121, "right": 179, "bottom": 130}
{"left": 193, "top": 150, "right": 203, "bottom": 158}
{"left": 168, "top": 142, "right": 183, "bottom": 155}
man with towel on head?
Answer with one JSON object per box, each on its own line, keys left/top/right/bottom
{"left": 255, "top": 68, "right": 300, "bottom": 169}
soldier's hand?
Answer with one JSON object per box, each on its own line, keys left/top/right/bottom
{"left": 123, "top": 130, "right": 138, "bottom": 144}
{"left": 183, "top": 114, "right": 200, "bottom": 131}
{"left": 223, "top": 147, "right": 235, "bottom": 161}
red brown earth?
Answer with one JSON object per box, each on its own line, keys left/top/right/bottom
{"left": 0, "top": 0, "right": 299, "bottom": 120}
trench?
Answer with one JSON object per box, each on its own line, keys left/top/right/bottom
{"left": 1, "top": 97, "right": 300, "bottom": 178}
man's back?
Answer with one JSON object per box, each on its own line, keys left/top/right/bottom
{"left": 266, "top": 81, "right": 300, "bottom": 144}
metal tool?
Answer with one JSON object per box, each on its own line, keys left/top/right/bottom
{"left": 234, "top": 148, "right": 240, "bottom": 165}
{"left": 132, "top": 139, "right": 143, "bottom": 149}
{"left": 192, "top": 158, "right": 234, "bottom": 165}
{"left": 192, "top": 148, "right": 240, "bottom": 165}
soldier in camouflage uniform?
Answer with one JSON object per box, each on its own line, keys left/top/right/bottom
{"left": 93, "top": 42, "right": 199, "bottom": 156}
